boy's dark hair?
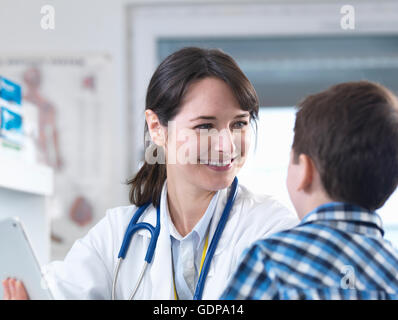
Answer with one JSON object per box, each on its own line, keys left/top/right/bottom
{"left": 292, "top": 80, "right": 398, "bottom": 211}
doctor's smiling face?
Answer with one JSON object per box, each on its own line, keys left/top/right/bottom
{"left": 130, "top": 47, "right": 258, "bottom": 208}
{"left": 153, "top": 77, "right": 252, "bottom": 191}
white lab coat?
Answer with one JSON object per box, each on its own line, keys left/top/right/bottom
{"left": 43, "top": 183, "right": 299, "bottom": 300}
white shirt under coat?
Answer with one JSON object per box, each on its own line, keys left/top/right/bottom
{"left": 163, "top": 180, "right": 220, "bottom": 300}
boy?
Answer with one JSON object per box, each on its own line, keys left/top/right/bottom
{"left": 221, "top": 81, "right": 398, "bottom": 299}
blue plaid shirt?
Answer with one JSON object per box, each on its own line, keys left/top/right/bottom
{"left": 221, "top": 202, "right": 398, "bottom": 300}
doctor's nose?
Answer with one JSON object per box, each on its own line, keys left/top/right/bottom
{"left": 213, "top": 129, "right": 236, "bottom": 157}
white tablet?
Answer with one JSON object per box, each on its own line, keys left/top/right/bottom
{"left": 0, "top": 217, "right": 54, "bottom": 300}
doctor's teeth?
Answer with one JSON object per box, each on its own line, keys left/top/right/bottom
{"left": 208, "top": 161, "right": 230, "bottom": 166}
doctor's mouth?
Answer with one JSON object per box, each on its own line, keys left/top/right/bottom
{"left": 202, "top": 157, "right": 235, "bottom": 172}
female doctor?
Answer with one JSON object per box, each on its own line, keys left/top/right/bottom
{"left": 3, "top": 47, "right": 298, "bottom": 300}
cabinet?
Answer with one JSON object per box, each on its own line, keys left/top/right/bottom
{"left": 0, "top": 154, "right": 53, "bottom": 265}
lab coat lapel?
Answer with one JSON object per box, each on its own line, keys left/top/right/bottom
{"left": 131, "top": 198, "right": 173, "bottom": 298}
{"left": 206, "top": 183, "right": 240, "bottom": 277}
{"left": 149, "top": 206, "right": 174, "bottom": 299}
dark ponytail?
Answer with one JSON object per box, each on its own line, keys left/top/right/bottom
{"left": 127, "top": 162, "right": 166, "bottom": 208}
{"left": 127, "top": 47, "right": 259, "bottom": 208}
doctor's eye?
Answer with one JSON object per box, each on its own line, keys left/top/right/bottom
{"left": 232, "top": 121, "right": 248, "bottom": 129}
{"left": 194, "top": 123, "right": 213, "bottom": 130}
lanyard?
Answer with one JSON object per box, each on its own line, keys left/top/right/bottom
{"left": 172, "top": 233, "right": 209, "bottom": 300}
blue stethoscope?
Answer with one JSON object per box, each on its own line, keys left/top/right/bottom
{"left": 111, "top": 177, "right": 239, "bottom": 300}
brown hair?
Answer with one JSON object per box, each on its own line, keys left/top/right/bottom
{"left": 126, "top": 47, "right": 259, "bottom": 208}
{"left": 292, "top": 80, "right": 398, "bottom": 211}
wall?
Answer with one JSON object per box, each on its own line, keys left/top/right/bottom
{"left": 0, "top": 0, "right": 130, "bottom": 215}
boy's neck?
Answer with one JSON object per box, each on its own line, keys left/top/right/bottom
{"left": 297, "top": 192, "right": 334, "bottom": 220}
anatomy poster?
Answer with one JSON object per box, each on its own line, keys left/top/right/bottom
{"left": 0, "top": 54, "right": 115, "bottom": 260}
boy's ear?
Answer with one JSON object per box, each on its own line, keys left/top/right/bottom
{"left": 145, "top": 109, "right": 166, "bottom": 146}
{"left": 297, "top": 154, "right": 315, "bottom": 191}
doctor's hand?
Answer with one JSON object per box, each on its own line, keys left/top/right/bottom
{"left": 2, "top": 278, "right": 29, "bottom": 300}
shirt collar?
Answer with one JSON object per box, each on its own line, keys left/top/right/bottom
{"left": 300, "top": 202, "right": 384, "bottom": 237}
{"left": 161, "top": 179, "right": 220, "bottom": 248}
